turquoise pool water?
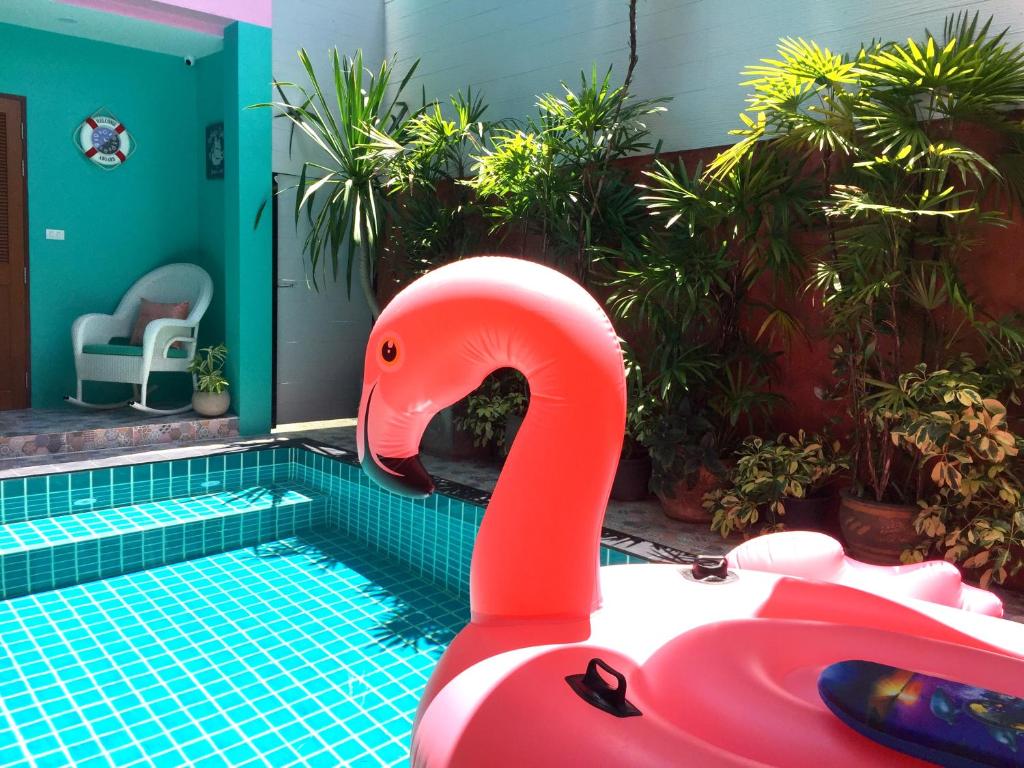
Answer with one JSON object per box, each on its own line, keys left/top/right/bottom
{"left": 0, "top": 445, "right": 644, "bottom": 766}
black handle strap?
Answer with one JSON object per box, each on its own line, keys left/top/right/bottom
{"left": 565, "top": 657, "right": 642, "bottom": 718}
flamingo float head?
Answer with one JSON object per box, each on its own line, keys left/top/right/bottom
{"left": 358, "top": 257, "right": 626, "bottom": 622}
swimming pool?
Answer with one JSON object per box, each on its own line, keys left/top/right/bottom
{"left": 0, "top": 444, "right": 652, "bottom": 766}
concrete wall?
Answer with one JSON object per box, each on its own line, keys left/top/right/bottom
{"left": 384, "top": 0, "right": 1024, "bottom": 152}
{"left": 270, "top": 0, "right": 385, "bottom": 423}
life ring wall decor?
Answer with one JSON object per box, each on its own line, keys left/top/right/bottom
{"left": 75, "top": 111, "right": 134, "bottom": 169}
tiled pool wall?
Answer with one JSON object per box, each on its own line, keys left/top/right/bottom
{"left": 0, "top": 450, "right": 293, "bottom": 525}
{"left": 290, "top": 447, "right": 647, "bottom": 599}
{"left": 0, "top": 445, "right": 646, "bottom": 602}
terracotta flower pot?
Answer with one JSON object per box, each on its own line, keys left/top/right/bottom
{"left": 610, "top": 454, "right": 652, "bottom": 502}
{"left": 656, "top": 467, "right": 720, "bottom": 523}
{"left": 780, "top": 495, "right": 832, "bottom": 531}
{"left": 421, "top": 406, "right": 491, "bottom": 460}
{"left": 838, "top": 491, "right": 921, "bottom": 564}
{"left": 192, "top": 390, "right": 230, "bottom": 417}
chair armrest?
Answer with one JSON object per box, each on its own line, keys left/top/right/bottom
{"left": 71, "top": 313, "right": 131, "bottom": 353}
{"left": 142, "top": 318, "right": 198, "bottom": 361}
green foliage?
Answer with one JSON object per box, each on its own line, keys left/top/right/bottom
{"left": 865, "top": 364, "right": 1024, "bottom": 586}
{"left": 631, "top": 392, "right": 720, "bottom": 497}
{"left": 608, "top": 152, "right": 811, "bottom": 488}
{"left": 712, "top": 13, "right": 1024, "bottom": 506}
{"left": 454, "top": 371, "right": 528, "bottom": 452}
{"left": 468, "top": 66, "right": 667, "bottom": 282}
{"left": 368, "top": 89, "right": 494, "bottom": 278}
{"left": 704, "top": 431, "right": 849, "bottom": 537}
{"left": 188, "top": 344, "right": 229, "bottom": 394}
{"left": 255, "top": 49, "right": 420, "bottom": 316}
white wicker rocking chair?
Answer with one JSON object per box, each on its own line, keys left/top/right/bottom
{"left": 65, "top": 263, "right": 214, "bottom": 415}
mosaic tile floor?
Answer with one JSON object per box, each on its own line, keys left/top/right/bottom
{"left": 0, "top": 409, "right": 238, "bottom": 462}
{"left": 0, "top": 529, "right": 466, "bottom": 767}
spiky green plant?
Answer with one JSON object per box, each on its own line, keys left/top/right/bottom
{"left": 255, "top": 49, "right": 419, "bottom": 318}
{"left": 189, "top": 344, "right": 229, "bottom": 394}
{"left": 468, "top": 66, "right": 667, "bottom": 282}
{"left": 366, "top": 89, "right": 494, "bottom": 278}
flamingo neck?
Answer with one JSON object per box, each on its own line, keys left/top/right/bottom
{"left": 469, "top": 359, "right": 624, "bottom": 625}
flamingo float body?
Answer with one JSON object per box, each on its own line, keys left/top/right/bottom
{"left": 357, "top": 257, "right": 1024, "bottom": 767}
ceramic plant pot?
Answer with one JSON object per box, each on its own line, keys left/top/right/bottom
{"left": 192, "top": 390, "right": 230, "bottom": 417}
{"left": 610, "top": 454, "right": 652, "bottom": 502}
{"left": 838, "top": 491, "right": 921, "bottom": 564}
{"left": 422, "top": 406, "right": 491, "bottom": 460}
{"left": 656, "top": 467, "right": 720, "bottom": 523}
{"left": 1001, "top": 548, "right": 1024, "bottom": 593}
{"left": 501, "top": 413, "right": 525, "bottom": 458}
{"left": 780, "top": 495, "right": 832, "bottom": 531}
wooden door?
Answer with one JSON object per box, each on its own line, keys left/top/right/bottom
{"left": 0, "top": 94, "right": 28, "bottom": 410}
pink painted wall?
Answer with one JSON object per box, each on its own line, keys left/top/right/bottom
{"left": 155, "top": 0, "right": 271, "bottom": 27}
{"left": 58, "top": 0, "right": 271, "bottom": 34}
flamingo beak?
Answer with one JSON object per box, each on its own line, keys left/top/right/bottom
{"left": 358, "top": 383, "right": 435, "bottom": 499}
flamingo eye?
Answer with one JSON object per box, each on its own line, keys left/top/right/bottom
{"left": 380, "top": 336, "right": 401, "bottom": 368}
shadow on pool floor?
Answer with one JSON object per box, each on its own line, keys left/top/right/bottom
{"left": 254, "top": 530, "right": 466, "bottom": 652}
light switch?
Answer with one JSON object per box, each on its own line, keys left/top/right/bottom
{"left": 45, "top": 229, "right": 65, "bottom": 241}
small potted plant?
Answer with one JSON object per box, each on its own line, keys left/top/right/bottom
{"left": 609, "top": 355, "right": 652, "bottom": 502}
{"left": 704, "top": 431, "right": 848, "bottom": 538}
{"left": 454, "top": 370, "right": 528, "bottom": 458}
{"left": 189, "top": 343, "right": 230, "bottom": 416}
{"left": 836, "top": 364, "right": 1019, "bottom": 566}
{"left": 640, "top": 394, "right": 723, "bottom": 522}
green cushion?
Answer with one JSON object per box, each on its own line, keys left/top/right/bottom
{"left": 82, "top": 343, "right": 188, "bottom": 359}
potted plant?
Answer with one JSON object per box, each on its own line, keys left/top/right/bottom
{"left": 703, "top": 431, "right": 848, "bottom": 538}
{"left": 635, "top": 392, "right": 723, "bottom": 522}
{"left": 709, "top": 14, "right": 1024, "bottom": 564}
{"left": 454, "top": 370, "right": 528, "bottom": 458}
{"left": 189, "top": 344, "right": 230, "bottom": 416}
{"left": 865, "top": 363, "right": 1023, "bottom": 586}
{"left": 607, "top": 154, "right": 804, "bottom": 522}
{"left": 609, "top": 354, "right": 653, "bottom": 502}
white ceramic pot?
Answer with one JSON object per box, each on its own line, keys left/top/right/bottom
{"left": 192, "top": 390, "right": 230, "bottom": 417}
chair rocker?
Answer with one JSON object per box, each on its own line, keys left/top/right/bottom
{"left": 65, "top": 263, "right": 214, "bottom": 415}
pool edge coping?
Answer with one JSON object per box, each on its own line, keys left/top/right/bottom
{"left": 0, "top": 435, "right": 700, "bottom": 566}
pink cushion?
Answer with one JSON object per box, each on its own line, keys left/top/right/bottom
{"left": 129, "top": 299, "right": 191, "bottom": 347}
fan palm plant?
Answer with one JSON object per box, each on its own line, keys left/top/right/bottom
{"left": 608, "top": 152, "right": 813, "bottom": 499}
{"left": 255, "top": 49, "right": 419, "bottom": 318}
{"left": 709, "top": 13, "right": 1024, "bottom": 577}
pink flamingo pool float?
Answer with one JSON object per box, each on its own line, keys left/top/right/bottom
{"left": 358, "top": 257, "right": 1024, "bottom": 767}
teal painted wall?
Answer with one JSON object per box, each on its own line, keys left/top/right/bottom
{"left": 0, "top": 23, "right": 217, "bottom": 406}
{"left": 223, "top": 23, "right": 272, "bottom": 435}
{"left": 195, "top": 51, "right": 227, "bottom": 352}
{"left": 0, "top": 23, "right": 272, "bottom": 434}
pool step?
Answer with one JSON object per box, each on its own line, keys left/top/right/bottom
{"left": 0, "top": 481, "right": 328, "bottom": 599}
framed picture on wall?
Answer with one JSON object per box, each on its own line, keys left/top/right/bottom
{"left": 206, "top": 122, "right": 224, "bottom": 179}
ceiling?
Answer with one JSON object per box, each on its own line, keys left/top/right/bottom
{"left": 0, "top": 0, "right": 223, "bottom": 58}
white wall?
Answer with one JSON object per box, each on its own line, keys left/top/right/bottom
{"left": 271, "top": 0, "right": 385, "bottom": 423}
{"left": 384, "top": 0, "right": 1024, "bottom": 151}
